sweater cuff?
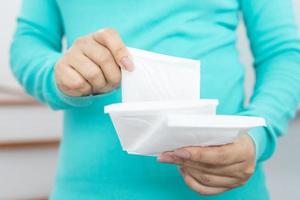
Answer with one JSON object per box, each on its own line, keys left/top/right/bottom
{"left": 248, "top": 127, "right": 268, "bottom": 162}
{"left": 248, "top": 126, "right": 277, "bottom": 162}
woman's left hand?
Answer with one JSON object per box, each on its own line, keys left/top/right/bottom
{"left": 158, "top": 134, "right": 256, "bottom": 195}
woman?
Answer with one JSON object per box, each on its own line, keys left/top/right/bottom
{"left": 10, "top": 0, "right": 300, "bottom": 199}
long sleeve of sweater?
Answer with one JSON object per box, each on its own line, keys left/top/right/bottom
{"left": 239, "top": 0, "right": 300, "bottom": 161}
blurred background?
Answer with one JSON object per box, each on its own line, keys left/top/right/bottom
{"left": 0, "top": 1, "right": 299, "bottom": 199}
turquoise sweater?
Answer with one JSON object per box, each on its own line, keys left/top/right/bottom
{"left": 10, "top": 0, "right": 300, "bottom": 199}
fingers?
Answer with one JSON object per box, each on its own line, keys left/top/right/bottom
{"left": 158, "top": 152, "right": 247, "bottom": 178}
{"left": 180, "top": 159, "right": 247, "bottom": 178}
{"left": 65, "top": 50, "right": 108, "bottom": 93}
{"left": 83, "top": 40, "right": 122, "bottom": 88}
{"left": 158, "top": 135, "right": 256, "bottom": 194}
{"left": 55, "top": 28, "right": 128, "bottom": 97}
{"left": 180, "top": 168, "right": 229, "bottom": 196}
{"left": 158, "top": 145, "right": 238, "bottom": 166}
{"left": 188, "top": 145, "right": 243, "bottom": 165}
{"left": 183, "top": 167, "right": 242, "bottom": 189}
{"left": 55, "top": 63, "right": 92, "bottom": 96}
{"left": 171, "top": 142, "right": 246, "bottom": 166}
{"left": 93, "top": 28, "right": 134, "bottom": 71}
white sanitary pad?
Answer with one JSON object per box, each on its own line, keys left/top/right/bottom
{"left": 122, "top": 48, "right": 200, "bottom": 102}
{"left": 105, "top": 48, "right": 266, "bottom": 156}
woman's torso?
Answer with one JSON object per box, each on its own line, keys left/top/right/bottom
{"left": 52, "top": 1, "right": 269, "bottom": 199}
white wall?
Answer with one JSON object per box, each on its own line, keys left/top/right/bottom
{"left": 0, "top": 0, "right": 22, "bottom": 88}
{"left": 0, "top": 1, "right": 62, "bottom": 199}
{"left": 0, "top": 0, "right": 63, "bottom": 141}
{"left": 0, "top": 146, "right": 59, "bottom": 199}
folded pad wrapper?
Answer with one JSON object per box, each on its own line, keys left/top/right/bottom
{"left": 105, "top": 100, "right": 219, "bottom": 155}
{"left": 105, "top": 48, "right": 266, "bottom": 156}
{"left": 105, "top": 102, "right": 265, "bottom": 156}
{"left": 122, "top": 48, "right": 201, "bottom": 102}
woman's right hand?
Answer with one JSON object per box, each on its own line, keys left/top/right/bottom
{"left": 54, "top": 28, "right": 134, "bottom": 97}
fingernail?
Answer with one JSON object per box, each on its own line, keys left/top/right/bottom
{"left": 157, "top": 154, "right": 175, "bottom": 163}
{"left": 112, "top": 81, "right": 121, "bottom": 88}
{"left": 120, "top": 56, "right": 134, "bottom": 72}
{"left": 173, "top": 150, "right": 191, "bottom": 159}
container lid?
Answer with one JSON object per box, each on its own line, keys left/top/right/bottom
{"left": 167, "top": 114, "right": 266, "bottom": 128}
{"left": 104, "top": 99, "right": 218, "bottom": 114}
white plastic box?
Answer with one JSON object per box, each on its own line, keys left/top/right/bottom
{"left": 105, "top": 100, "right": 219, "bottom": 155}
{"left": 105, "top": 100, "right": 266, "bottom": 156}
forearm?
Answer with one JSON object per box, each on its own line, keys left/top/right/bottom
{"left": 239, "top": 0, "right": 300, "bottom": 162}
{"left": 10, "top": 0, "right": 95, "bottom": 110}
{"left": 241, "top": 52, "right": 300, "bottom": 161}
